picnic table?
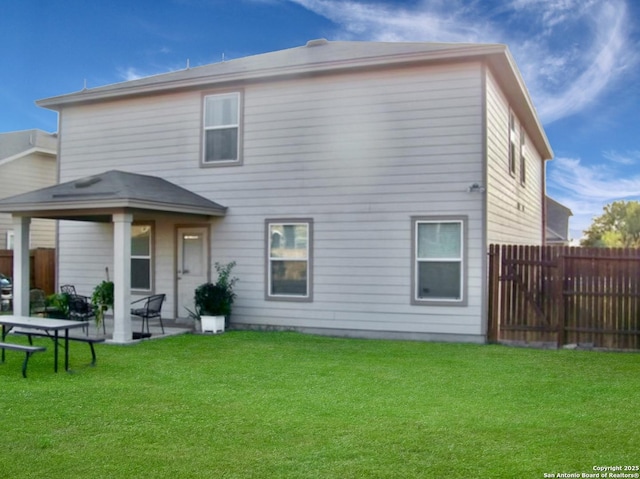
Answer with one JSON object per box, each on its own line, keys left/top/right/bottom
{"left": 0, "top": 315, "right": 104, "bottom": 377}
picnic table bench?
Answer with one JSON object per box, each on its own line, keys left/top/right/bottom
{"left": 0, "top": 342, "right": 47, "bottom": 378}
{"left": 12, "top": 330, "right": 105, "bottom": 367}
{"left": 0, "top": 316, "right": 103, "bottom": 376}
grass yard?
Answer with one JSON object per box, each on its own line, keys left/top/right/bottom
{"left": 1, "top": 331, "right": 638, "bottom": 478}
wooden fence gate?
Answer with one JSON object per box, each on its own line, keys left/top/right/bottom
{"left": 488, "top": 244, "right": 640, "bottom": 350}
{"left": 0, "top": 249, "right": 56, "bottom": 295}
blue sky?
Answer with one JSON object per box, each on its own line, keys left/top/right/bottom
{"left": 2, "top": 0, "right": 639, "bottom": 240}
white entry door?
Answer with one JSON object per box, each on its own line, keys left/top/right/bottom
{"left": 177, "top": 227, "right": 208, "bottom": 319}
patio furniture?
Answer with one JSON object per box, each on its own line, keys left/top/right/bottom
{"left": 1, "top": 315, "right": 99, "bottom": 374}
{"left": 29, "top": 288, "right": 59, "bottom": 317}
{"left": 131, "top": 294, "right": 166, "bottom": 335}
{"left": 68, "top": 294, "right": 104, "bottom": 335}
{"left": 0, "top": 274, "right": 12, "bottom": 312}
{"left": 60, "top": 284, "right": 77, "bottom": 295}
{"left": 0, "top": 341, "right": 47, "bottom": 378}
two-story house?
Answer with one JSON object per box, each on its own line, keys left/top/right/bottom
{"left": 0, "top": 129, "right": 57, "bottom": 249}
{"left": 0, "top": 40, "right": 553, "bottom": 343}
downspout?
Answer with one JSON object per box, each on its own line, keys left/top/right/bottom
{"left": 480, "top": 63, "right": 489, "bottom": 342}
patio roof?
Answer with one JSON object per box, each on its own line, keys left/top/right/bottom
{"left": 0, "top": 170, "right": 227, "bottom": 221}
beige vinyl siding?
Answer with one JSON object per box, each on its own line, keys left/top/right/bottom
{"left": 0, "top": 153, "right": 56, "bottom": 248}
{"left": 485, "top": 68, "right": 544, "bottom": 245}
{"left": 58, "top": 62, "right": 487, "bottom": 340}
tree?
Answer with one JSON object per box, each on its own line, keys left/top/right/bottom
{"left": 581, "top": 200, "right": 640, "bottom": 247}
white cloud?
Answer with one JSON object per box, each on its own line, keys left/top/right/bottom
{"left": 525, "top": 1, "right": 633, "bottom": 123}
{"left": 290, "top": 0, "right": 494, "bottom": 42}
{"left": 118, "top": 67, "right": 145, "bottom": 82}
{"left": 549, "top": 157, "right": 640, "bottom": 200}
{"left": 602, "top": 150, "right": 640, "bottom": 166}
{"left": 547, "top": 156, "right": 640, "bottom": 237}
{"left": 288, "top": 0, "right": 636, "bottom": 124}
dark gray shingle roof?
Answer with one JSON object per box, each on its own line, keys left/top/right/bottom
{"left": 0, "top": 170, "right": 226, "bottom": 218}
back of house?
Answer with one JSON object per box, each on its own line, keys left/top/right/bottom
{"left": 31, "top": 40, "right": 552, "bottom": 342}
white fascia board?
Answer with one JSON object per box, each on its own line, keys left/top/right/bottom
{"left": 0, "top": 147, "right": 57, "bottom": 167}
{"left": 0, "top": 198, "right": 226, "bottom": 217}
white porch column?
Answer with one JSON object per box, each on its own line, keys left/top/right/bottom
{"left": 112, "top": 212, "right": 132, "bottom": 343}
{"left": 12, "top": 216, "right": 31, "bottom": 316}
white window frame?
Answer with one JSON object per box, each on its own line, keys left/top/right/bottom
{"left": 265, "top": 219, "right": 313, "bottom": 302}
{"left": 411, "top": 216, "right": 467, "bottom": 306}
{"left": 6, "top": 231, "right": 14, "bottom": 250}
{"left": 519, "top": 125, "right": 527, "bottom": 186}
{"left": 131, "top": 224, "right": 153, "bottom": 292}
{"left": 509, "top": 111, "right": 517, "bottom": 177}
{"left": 202, "top": 91, "right": 242, "bottom": 166}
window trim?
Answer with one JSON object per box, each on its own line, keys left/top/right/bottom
{"left": 411, "top": 216, "right": 467, "bottom": 306}
{"left": 201, "top": 90, "right": 243, "bottom": 167}
{"left": 508, "top": 111, "right": 517, "bottom": 177}
{"left": 6, "top": 231, "right": 14, "bottom": 250}
{"left": 519, "top": 125, "right": 526, "bottom": 186}
{"left": 131, "top": 222, "right": 154, "bottom": 294}
{"left": 265, "top": 218, "right": 313, "bottom": 302}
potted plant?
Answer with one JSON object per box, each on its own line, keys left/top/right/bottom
{"left": 192, "top": 261, "right": 238, "bottom": 333}
{"left": 46, "top": 292, "right": 70, "bottom": 319}
{"left": 91, "top": 280, "right": 114, "bottom": 328}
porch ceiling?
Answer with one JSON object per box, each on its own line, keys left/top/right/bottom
{"left": 0, "top": 170, "right": 227, "bottom": 221}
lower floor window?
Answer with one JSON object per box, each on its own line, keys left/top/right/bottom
{"left": 266, "top": 219, "right": 313, "bottom": 301}
{"left": 413, "top": 217, "right": 466, "bottom": 304}
{"left": 131, "top": 224, "right": 152, "bottom": 291}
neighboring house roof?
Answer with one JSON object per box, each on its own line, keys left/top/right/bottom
{"left": 0, "top": 129, "right": 57, "bottom": 167}
{"left": 36, "top": 39, "right": 553, "bottom": 161}
{"left": 0, "top": 170, "right": 226, "bottom": 221}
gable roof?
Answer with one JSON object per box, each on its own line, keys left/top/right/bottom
{"left": 0, "top": 129, "right": 57, "bottom": 167}
{"left": 0, "top": 170, "right": 226, "bottom": 221}
{"left": 36, "top": 39, "right": 552, "bottom": 160}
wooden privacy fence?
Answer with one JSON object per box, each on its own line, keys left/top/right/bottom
{"left": 488, "top": 244, "right": 640, "bottom": 350}
{"left": 0, "top": 249, "right": 56, "bottom": 295}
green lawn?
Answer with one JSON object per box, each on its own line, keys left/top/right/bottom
{"left": 1, "top": 331, "right": 638, "bottom": 478}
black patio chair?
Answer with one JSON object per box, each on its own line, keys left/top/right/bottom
{"left": 60, "top": 284, "right": 77, "bottom": 295}
{"left": 68, "top": 294, "right": 103, "bottom": 335}
{"left": 131, "top": 294, "right": 166, "bottom": 335}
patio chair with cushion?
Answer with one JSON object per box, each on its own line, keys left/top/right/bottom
{"left": 68, "top": 294, "right": 104, "bottom": 334}
{"left": 131, "top": 294, "right": 166, "bottom": 335}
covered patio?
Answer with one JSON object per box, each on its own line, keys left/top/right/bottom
{"left": 0, "top": 170, "right": 226, "bottom": 343}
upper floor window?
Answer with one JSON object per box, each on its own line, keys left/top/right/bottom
{"left": 412, "top": 217, "right": 466, "bottom": 305}
{"left": 203, "top": 92, "right": 241, "bottom": 165}
{"left": 508, "top": 112, "right": 517, "bottom": 176}
{"left": 519, "top": 126, "right": 526, "bottom": 185}
{"left": 266, "top": 219, "right": 313, "bottom": 301}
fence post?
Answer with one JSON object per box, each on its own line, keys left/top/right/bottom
{"left": 487, "top": 245, "right": 499, "bottom": 343}
{"left": 556, "top": 250, "right": 566, "bottom": 348}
